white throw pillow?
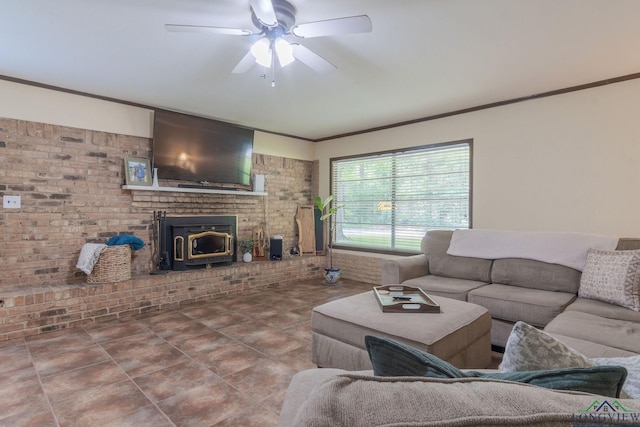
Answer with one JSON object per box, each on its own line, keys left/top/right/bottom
{"left": 499, "top": 321, "right": 591, "bottom": 372}
{"left": 578, "top": 248, "right": 640, "bottom": 311}
{"left": 500, "top": 321, "right": 640, "bottom": 398}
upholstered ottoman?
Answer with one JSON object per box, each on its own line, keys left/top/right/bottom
{"left": 311, "top": 291, "right": 492, "bottom": 370}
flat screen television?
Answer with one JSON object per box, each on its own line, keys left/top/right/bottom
{"left": 152, "top": 110, "right": 254, "bottom": 186}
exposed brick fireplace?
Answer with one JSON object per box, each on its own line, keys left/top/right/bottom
{"left": 0, "top": 117, "right": 331, "bottom": 341}
{"left": 159, "top": 214, "right": 238, "bottom": 270}
{"left": 0, "top": 117, "right": 383, "bottom": 343}
{"left": 0, "top": 118, "right": 315, "bottom": 287}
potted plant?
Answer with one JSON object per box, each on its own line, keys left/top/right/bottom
{"left": 315, "top": 195, "right": 341, "bottom": 284}
{"left": 239, "top": 238, "right": 254, "bottom": 262}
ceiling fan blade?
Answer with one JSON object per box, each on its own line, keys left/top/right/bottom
{"left": 291, "top": 15, "right": 372, "bottom": 38}
{"left": 232, "top": 50, "right": 257, "bottom": 74}
{"left": 165, "top": 24, "right": 252, "bottom": 36}
{"left": 291, "top": 44, "right": 336, "bottom": 73}
{"left": 249, "top": 0, "right": 278, "bottom": 27}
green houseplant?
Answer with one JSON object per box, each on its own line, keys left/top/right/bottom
{"left": 315, "top": 195, "right": 341, "bottom": 284}
{"left": 239, "top": 238, "right": 254, "bottom": 262}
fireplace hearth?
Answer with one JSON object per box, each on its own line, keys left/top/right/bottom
{"left": 156, "top": 214, "right": 237, "bottom": 271}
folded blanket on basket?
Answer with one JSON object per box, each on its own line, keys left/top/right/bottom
{"left": 76, "top": 243, "right": 107, "bottom": 275}
{"left": 106, "top": 234, "right": 144, "bottom": 250}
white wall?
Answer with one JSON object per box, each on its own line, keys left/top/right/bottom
{"left": 0, "top": 80, "right": 155, "bottom": 138}
{"left": 0, "top": 80, "right": 315, "bottom": 161}
{"left": 315, "top": 79, "right": 640, "bottom": 237}
{"left": 252, "top": 131, "right": 314, "bottom": 161}
{"left": 4, "top": 78, "right": 640, "bottom": 236}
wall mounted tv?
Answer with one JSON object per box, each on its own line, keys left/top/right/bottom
{"left": 152, "top": 110, "right": 254, "bottom": 186}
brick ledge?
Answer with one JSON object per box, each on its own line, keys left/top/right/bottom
{"left": 0, "top": 257, "right": 325, "bottom": 341}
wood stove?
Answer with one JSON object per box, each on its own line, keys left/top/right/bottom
{"left": 158, "top": 215, "right": 237, "bottom": 271}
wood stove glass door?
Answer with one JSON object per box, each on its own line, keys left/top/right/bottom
{"left": 188, "top": 231, "right": 233, "bottom": 259}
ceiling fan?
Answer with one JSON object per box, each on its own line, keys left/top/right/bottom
{"left": 165, "top": 0, "right": 372, "bottom": 85}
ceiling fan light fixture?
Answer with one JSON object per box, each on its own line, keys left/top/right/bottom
{"left": 275, "top": 38, "right": 295, "bottom": 67}
{"left": 166, "top": 0, "right": 373, "bottom": 78}
{"left": 250, "top": 37, "right": 272, "bottom": 67}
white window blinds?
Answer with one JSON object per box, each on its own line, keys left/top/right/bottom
{"left": 330, "top": 141, "right": 471, "bottom": 252}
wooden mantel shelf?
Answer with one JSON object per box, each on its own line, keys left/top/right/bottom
{"left": 122, "top": 185, "right": 267, "bottom": 196}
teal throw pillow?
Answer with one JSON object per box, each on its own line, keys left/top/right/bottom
{"left": 364, "top": 335, "right": 628, "bottom": 398}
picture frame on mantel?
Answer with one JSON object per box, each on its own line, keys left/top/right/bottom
{"left": 124, "top": 157, "right": 152, "bottom": 186}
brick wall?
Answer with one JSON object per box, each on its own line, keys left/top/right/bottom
{"left": 0, "top": 116, "right": 332, "bottom": 339}
{"left": 331, "top": 250, "right": 391, "bottom": 285}
{"left": 0, "top": 117, "right": 316, "bottom": 290}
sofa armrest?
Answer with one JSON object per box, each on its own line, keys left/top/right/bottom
{"left": 380, "top": 254, "right": 429, "bottom": 284}
{"left": 278, "top": 368, "right": 366, "bottom": 427}
{"left": 283, "top": 373, "right": 632, "bottom": 426}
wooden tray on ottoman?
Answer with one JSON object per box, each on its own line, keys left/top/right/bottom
{"left": 373, "top": 285, "right": 441, "bottom": 313}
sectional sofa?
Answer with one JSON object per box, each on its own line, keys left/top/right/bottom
{"left": 278, "top": 229, "right": 640, "bottom": 425}
{"left": 380, "top": 229, "right": 640, "bottom": 358}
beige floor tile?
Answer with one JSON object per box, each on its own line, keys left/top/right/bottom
{"left": 157, "top": 381, "right": 251, "bottom": 426}
{"left": 0, "top": 279, "right": 420, "bottom": 426}
{"left": 133, "top": 359, "right": 223, "bottom": 403}
{"left": 41, "top": 360, "right": 128, "bottom": 403}
{"left": 31, "top": 344, "right": 111, "bottom": 377}
{"left": 50, "top": 380, "right": 152, "bottom": 427}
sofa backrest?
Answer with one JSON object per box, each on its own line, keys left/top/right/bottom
{"left": 494, "top": 237, "right": 640, "bottom": 292}
{"left": 423, "top": 232, "right": 640, "bottom": 293}
{"left": 616, "top": 238, "right": 640, "bottom": 250}
{"left": 422, "top": 230, "right": 492, "bottom": 282}
{"left": 491, "top": 258, "right": 581, "bottom": 292}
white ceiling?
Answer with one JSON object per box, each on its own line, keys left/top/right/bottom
{"left": 2, "top": 0, "right": 640, "bottom": 141}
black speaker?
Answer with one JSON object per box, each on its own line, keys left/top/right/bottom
{"left": 270, "top": 238, "right": 283, "bottom": 261}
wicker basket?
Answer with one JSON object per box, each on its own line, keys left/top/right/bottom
{"left": 87, "top": 245, "right": 132, "bottom": 283}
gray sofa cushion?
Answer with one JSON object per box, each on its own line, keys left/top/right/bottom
{"left": 491, "top": 258, "right": 581, "bottom": 293}
{"left": 565, "top": 297, "right": 640, "bottom": 322}
{"left": 544, "top": 310, "right": 640, "bottom": 354}
{"left": 468, "top": 284, "right": 576, "bottom": 327}
{"left": 403, "top": 275, "right": 488, "bottom": 301}
{"left": 617, "top": 238, "right": 640, "bottom": 250}
{"left": 423, "top": 230, "right": 492, "bottom": 282}
{"left": 544, "top": 332, "right": 639, "bottom": 358}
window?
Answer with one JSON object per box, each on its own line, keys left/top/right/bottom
{"left": 330, "top": 140, "right": 471, "bottom": 253}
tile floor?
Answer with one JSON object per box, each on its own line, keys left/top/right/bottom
{"left": 0, "top": 278, "right": 373, "bottom": 427}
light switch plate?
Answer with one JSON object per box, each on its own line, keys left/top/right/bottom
{"left": 3, "top": 195, "right": 21, "bottom": 209}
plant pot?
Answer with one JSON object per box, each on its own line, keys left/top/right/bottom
{"left": 243, "top": 252, "right": 252, "bottom": 263}
{"left": 324, "top": 267, "right": 341, "bottom": 285}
